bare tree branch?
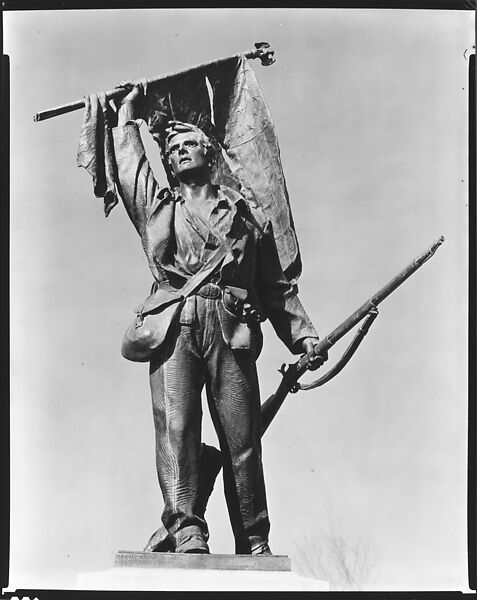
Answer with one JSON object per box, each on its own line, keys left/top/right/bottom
{"left": 293, "top": 527, "right": 378, "bottom": 591}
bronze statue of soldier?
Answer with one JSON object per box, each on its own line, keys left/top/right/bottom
{"left": 112, "top": 82, "right": 327, "bottom": 556}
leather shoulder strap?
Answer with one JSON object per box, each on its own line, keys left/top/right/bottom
{"left": 140, "top": 227, "right": 242, "bottom": 316}
{"left": 179, "top": 234, "right": 237, "bottom": 298}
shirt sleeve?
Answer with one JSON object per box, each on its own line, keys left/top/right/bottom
{"left": 256, "top": 220, "right": 319, "bottom": 354}
{"left": 112, "top": 121, "right": 161, "bottom": 237}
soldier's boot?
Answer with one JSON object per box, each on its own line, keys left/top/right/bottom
{"left": 143, "top": 442, "right": 223, "bottom": 552}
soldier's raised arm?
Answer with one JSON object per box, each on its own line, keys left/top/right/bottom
{"left": 112, "top": 83, "right": 163, "bottom": 237}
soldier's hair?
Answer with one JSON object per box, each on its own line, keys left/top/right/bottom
{"left": 164, "top": 121, "right": 217, "bottom": 166}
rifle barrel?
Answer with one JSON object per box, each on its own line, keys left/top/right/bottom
{"left": 297, "top": 236, "right": 445, "bottom": 372}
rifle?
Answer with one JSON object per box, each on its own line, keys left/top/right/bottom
{"left": 144, "top": 236, "right": 445, "bottom": 552}
{"left": 260, "top": 235, "right": 445, "bottom": 432}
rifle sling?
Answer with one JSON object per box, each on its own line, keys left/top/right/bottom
{"left": 298, "top": 308, "right": 379, "bottom": 392}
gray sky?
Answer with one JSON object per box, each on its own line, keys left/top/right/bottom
{"left": 5, "top": 7, "right": 473, "bottom": 592}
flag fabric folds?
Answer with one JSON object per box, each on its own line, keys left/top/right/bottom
{"left": 76, "top": 93, "right": 120, "bottom": 217}
{"left": 207, "top": 56, "right": 302, "bottom": 284}
{"left": 77, "top": 55, "right": 302, "bottom": 283}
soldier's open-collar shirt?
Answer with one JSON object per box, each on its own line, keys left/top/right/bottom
{"left": 167, "top": 186, "right": 244, "bottom": 280}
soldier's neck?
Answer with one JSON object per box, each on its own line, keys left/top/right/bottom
{"left": 178, "top": 180, "right": 217, "bottom": 205}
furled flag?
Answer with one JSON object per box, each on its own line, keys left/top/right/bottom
{"left": 77, "top": 55, "right": 302, "bottom": 283}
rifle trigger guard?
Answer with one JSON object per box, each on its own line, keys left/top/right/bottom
{"left": 297, "top": 307, "right": 379, "bottom": 392}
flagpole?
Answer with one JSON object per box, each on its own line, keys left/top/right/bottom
{"left": 33, "top": 42, "right": 275, "bottom": 123}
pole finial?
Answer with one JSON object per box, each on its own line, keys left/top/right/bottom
{"left": 253, "top": 42, "right": 276, "bottom": 66}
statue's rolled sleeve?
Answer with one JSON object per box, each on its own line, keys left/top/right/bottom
{"left": 112, "top": 122, "right": 160, "bottom": 236}
{"left": 257, "top": 221, "right": 318, "bottom": 354}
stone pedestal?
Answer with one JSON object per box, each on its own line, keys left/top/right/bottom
{"left": 77, "top": 551, "right": 329, "bottom": 591}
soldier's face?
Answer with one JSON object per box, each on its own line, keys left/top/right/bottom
{"left": 167, "top": 132, "right": 209, "bottom": 177}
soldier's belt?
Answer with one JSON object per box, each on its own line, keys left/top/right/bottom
{"left": 195, "top": 283, "right": 222, "bottom": 299}
{"left": 194, "top": 283, "right": 264, "bottom": 324}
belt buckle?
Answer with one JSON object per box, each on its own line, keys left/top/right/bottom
{"left": 199, "top": 283, "right": 221, "bottom": 299}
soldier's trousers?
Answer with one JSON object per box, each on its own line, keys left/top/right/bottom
{"left": 149, "top": 289, "right": 270, "bottom": 553}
